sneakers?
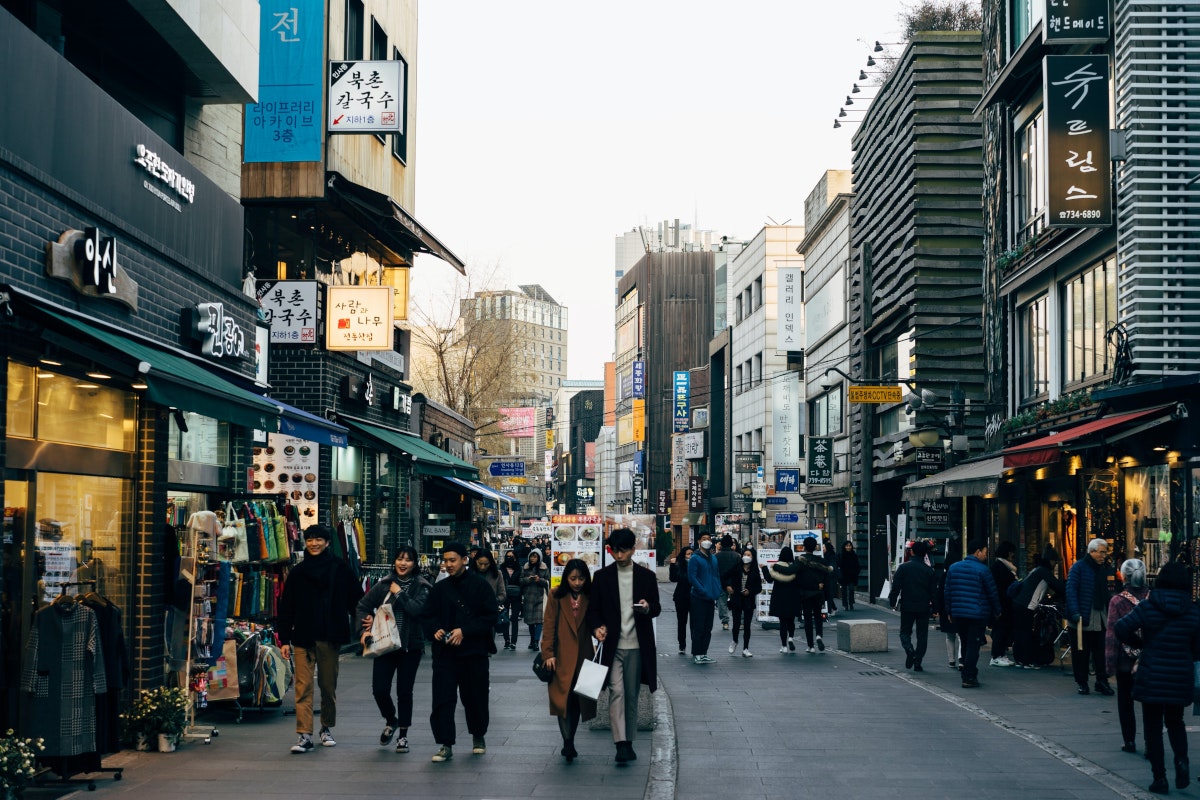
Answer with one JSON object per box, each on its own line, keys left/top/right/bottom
{"left": 728, "top": 642, "right": 736, "bottom": 654}
{"left": 395, "top": 736, "right": 409, "bottom": 754}
{"left": 989, "top": 656, "right": 1014, "bottom": 667}
{"left": 787, "top": 637, "right": 796, "bottom": 653}
{"left": 722, "top": 621, "right": 729, "bottom": 630}
{"left": 693, "top": 654, "right": 716, "bottom": 664}
{"left": 815, "top": 636, "right": 825, "bottom": 652}
{"left": 905, "top": 649, "right": 915, "bottom": 669}
{"left": 290, "top": 734, "right": 314, "bottom": 754}
{"left": 319, "top": 727, "right": 336, "bottom": 747}
{"left": 431, "top": 745, "right": 453, "bottom": 762}
{"left": 806, "top": 646, "right": 816, "bottom": 654}
{"left": 779, "top": 646, "right": 788, "bottom": 654}
{"left": 1077, "top": 683, "right": 1091, "bottom": 695}
{"left": 379, "top": 724, "right": 396, "bottom": 746}
{"left": 472, "top": 736, "right": 486, "bottom": 754}
{"left": 679, "top": 648, "right": 687, "bottom": 656}
{"left": 961, "top": 678, "right": 981, "bottom": 688}
{"left": 742, "top": 649, "right": 753, "bottom": 658}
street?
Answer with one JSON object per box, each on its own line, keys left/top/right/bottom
{"left": 50, "top": 583, "right": 1179, "bottom": 800}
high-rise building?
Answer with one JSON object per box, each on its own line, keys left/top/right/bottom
{"left": 614, "top": 219, "right": 718, "bottom": 295}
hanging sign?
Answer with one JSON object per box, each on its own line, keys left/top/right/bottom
{"left": 1045, "top": 54, "right": 1112, "bottom": 228}
{"left": 328, "top": 60, "right": 403, "bottom": 133}
{"left": 807, "top": 437, "right": 834, "bottom": 486}
{"left": 1043, "top": 0, "right": 1110, "bottom": 44}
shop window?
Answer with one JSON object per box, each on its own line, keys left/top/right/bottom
{"left": 810, "top": 387, "right": 844, "bottom": 436}
{"left": 332, "top": 445, "right": 363, "bottom": 484}
{"left": 1063, "top": 256, "right": 1117, "bottom": 386}
{"left": 1019, "top": 295, "right": 1049, "bottom": 403}
{"left": 168, "top": 411, "right": 229, "bottom": 466}
{"left": 1010, "top": 0, "right": 1044, "bottom": 53}
{"left": 7, "top": 362, "right": 136, "bottom": 451}
{"left": 1125, "top": 465, "right": 1170, "bottom": 575}
{"left": 345, "top": 0, "right": 364, "bottom": 59}
{"left": 1015, "top": 112, "right": 1045, "bottom": 244}
{"left": 34, "top": 473, "right": 131, "bottom": 607}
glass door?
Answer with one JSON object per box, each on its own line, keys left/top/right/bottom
{"left": 2, "top": 479, "right": 30, "bottom": 731}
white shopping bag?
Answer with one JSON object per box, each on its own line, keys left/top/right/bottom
{"left": 364, "top": 603, "right": 402, "bottom": 657}
{"left": 573, "top": 642, "right": 609, "bottom": 701}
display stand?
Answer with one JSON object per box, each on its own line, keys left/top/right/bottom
{"left": 179, "top": 511, "right": 219, "bottom": 745}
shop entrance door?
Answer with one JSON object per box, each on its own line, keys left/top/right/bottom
{"left": 2, "top": 477, "right": 32, "bottom": 732}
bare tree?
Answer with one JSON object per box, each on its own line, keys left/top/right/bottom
{"left": 900, "top": 0, "right": 982, "bottom": 38}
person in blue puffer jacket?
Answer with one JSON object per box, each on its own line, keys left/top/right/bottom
{"left": 1065, "top": 537, "right": 1117, "bottom": 696}
{"left": 687, "top": 531, "right": 724, "bottom": 664}
{"left": 944, "top": 538, "right": 1001, "bottom": 689}
{"left": 1114, "top": 561, "right": 1200, "bottom": 795}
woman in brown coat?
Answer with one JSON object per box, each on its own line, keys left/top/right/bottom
{"left": 540, "top": 559, "right": 597, "bottom": 763}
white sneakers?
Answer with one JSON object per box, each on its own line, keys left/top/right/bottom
{"left": 990, "top": 656, "right": 1014, "bottom": 667}
{"left": 728, "top": 642, "right": 736, "bottom": 654}
{"left": 742, "top": 649, "right": 753, "bottom": 658}
{"left": 779, "top": 645, "right": 788, "bottom": 654}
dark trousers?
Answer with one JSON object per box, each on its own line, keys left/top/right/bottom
{"left": 674, "top": 598, "right": 690, "bottom": 651}
{"left": 1143, "top": 702, "right": 1188, "bottom": 778}
{"left": 1071, "top": 627, "right": 1108, "bottom": 686}
{"left": 956, "top": 617, "right": 987, "bottom": 682}
{"left": 371, "top": 648, "right": 423, "bottom": 728}
{"left": 899, "top": 611, "right": 930, "bottom": 665}
{"left": 730, "top": 603, "right": 754, "bottom": 648}
{"left": 841, "top": 579, "right": 857, "bottom": 608}
{"left": 800, "top": 595, "right": 824, "bottom": 647}
{"left": 778, "top": 615, "right": 796, "bottom": 645}
{"left": 690, "top": 597, "right": 715, "bottom": 656}
{"left": 429, "top": 654, "right": 490, "bottom": 746}
{"left": 1116, "top": 670, "right": 1137, "bottom": 745}
{"left": 990, "top": 609, "right": 1014, "bottom": 658}
{"left": 504, "top": 597, "right": 521, "bottom": 645}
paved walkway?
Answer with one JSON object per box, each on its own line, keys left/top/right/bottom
{"left": 46, "top": 584, "right": 1194, "bottom": 800}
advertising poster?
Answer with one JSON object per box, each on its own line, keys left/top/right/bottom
{"left": 602, "top": 513, "right": 656, "bottom": 570}
{"left": 252, "top": 433, "right": 319, "bottom": 523}
{"left": 38, "top": 541, "right": 77, "bottom": 603}
{"left": 548, "top": 514, "right": 603, "bottom": 588}
{"left": 756, "top": 546, "right": 781, "bottom": 626}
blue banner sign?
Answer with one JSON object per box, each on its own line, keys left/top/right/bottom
{"left": 488, "top": 460, "right": 525, "bottom": 477}
{"left": 673, "top": 371, "right": 690, "bottom": 433}
{"left": 775, "top": 468, "right": 800, "bottom": 493}
{"left": 632, "top": 361, "right": 645, "bottom": 399}
{"left": 245, "top": 0, "right": 324, "bottom": 162}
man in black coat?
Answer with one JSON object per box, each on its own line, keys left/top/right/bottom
{"left": 277, "top": 524, "right": 362, "bottom": 753}
{"left": 888, "top": 540, "right": 937, "bottom": 671}
{"left": 421, "top": 541, "right": 499, "bottom": 762}
{"left": 586, "top": 528, "right": 661, "bottom": 765}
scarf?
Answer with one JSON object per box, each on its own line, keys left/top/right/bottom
{"left": 393, "top": 575, "right": 414, "bottom": 649}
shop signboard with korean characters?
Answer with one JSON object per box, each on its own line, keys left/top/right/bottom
{"left": 1045, "top": 54, "right": 1112, "bottom": 228}
{"left": 252, "top": 434, "right": 319, "bottom": 523}
{"left": 259, "top": 280, "right": 318, "bottom": 343}
{"left": 325, "top": 285, "right": 394, "bottom": 350}
{"left": 328, "top": 60, "right": 403, "bottom": 133}
{"left": 549, "top": 514, "right": 603, "bottom": 587}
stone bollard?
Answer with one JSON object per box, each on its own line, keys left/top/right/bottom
{"left": 588, "top": 688, "right": 657, "bottom": 732}
{"left": 836, "top": 619, "right": 888, "bottom": 652}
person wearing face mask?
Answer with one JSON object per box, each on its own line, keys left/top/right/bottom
{"left": 687, "top": 531, "right": 723, "bottom": 664}
{"left": 355, "top": 546, "right": 432, "bottom": 754}
{"left": 500, "top": 551, "right": 523, "bottom": 649}
{"left": 540, "top": 559, "right": 597, "bottom": 763}
{"left": 723, "top": 547, "right": 762, "bottom": 657}
{"left": 277, "top": 525, "right": 362, "bottom": 754}
{"left": 668, "top": 546, "right": 695, "bottom": 655}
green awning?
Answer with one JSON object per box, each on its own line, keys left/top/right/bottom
{"left": 341, "top": 418, "right": 478, "bottom": 480}
{"left": 35, "top": 307, "right": 280, "bottom": 431}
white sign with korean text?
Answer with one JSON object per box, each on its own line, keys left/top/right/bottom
{"left": 776, "top": 266, "right": 803, "bottom": 353}
{"left": 679, "top": 432, "right": 705, "bottom": 460}
{"left": 260, "top": 281, "right": 319, "bottom": 344}
{"left": 328, "top": 60, "right": 403, "bottom": 133}
{"left": 325, "top": 285, "right": 394, "bottom": 350}
{"left": 771, "top": 373, "right": 801, "bottom": 467}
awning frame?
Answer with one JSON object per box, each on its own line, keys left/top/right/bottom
{"left": 1001, "top": 404, "right": 1181, "bottom": 469}
{"left": 339, "top": 416, "right": 477, "bottom": 480}
{"left": 902, "top": 457, "right": 1006, "bottom": 502}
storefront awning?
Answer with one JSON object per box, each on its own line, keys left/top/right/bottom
{"left": 902, "top": 457, "right": 1007, "bottom": 502}
{"left": 1001, "top": 405, "right": 1179, "bottom": 469}
{"left": 30, "top": 303, "right": 280, "bottom": 431}
{"left": 340, "top": 417, "right": 477, "bottom": 479}
{"left": 273, "top": 399, "right": 349, "bottom": 448}
{"left": 326, "top": 172, "right": 466, "bottom": 274}
{"left": 439, "top": 476, "right": 515, "bottom": 509}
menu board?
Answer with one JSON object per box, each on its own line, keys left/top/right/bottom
{"left": 549, "top": 514, "right": 603, "bottom": 588}
{"left": 251, "top": 433, "right": 320, "bottom": 523}
{"left": 603, "top": 513, "right": 657, "bottom": 571}
{"left": 757, "top": 547, "right": 781, "bottom": 625}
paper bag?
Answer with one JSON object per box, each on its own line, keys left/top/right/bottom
{"left": 364, "top": 602, "right": 402, "bottom": 657}
{"left": 573, "top": 642, "right": 608, "bottom": 701}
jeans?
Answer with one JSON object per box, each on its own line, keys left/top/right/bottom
{"left": 371, "top": 648, "right": 423, "bottom": 728}
{"left": 690, "top": 597, "right": 716, "bottom": 656}
{"left": 716, "top": 592, "right": 730, "bottom": 624}
{"left": 841, "top": 579, "right": 857, "bottom": 608}
{"left": 527, "top": 622, "right": 543, "bottom": 647}
{"left": 504, "top": 597, "right": 521, "bottom": 645}
{"left": 292, "top": 641, "right": 340, "bottom": 734}
{"left": 800, "top": 595, "right": 824, "bottom": 647}
{"left": 956, "top": 618, "right": 987, "bottom": 682}
{"left": 429, "top": 653, "right": 490, "bottom": 746}
{"left": 898, "top": 611, "right": 930, "bottom": 665}
{"left": 1143, "top": 702, "right": 1188, "bottom": 779}
{"left": 730, "top": 603, "right": 754, "bottom": 648}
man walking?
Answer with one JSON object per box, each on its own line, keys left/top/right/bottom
{"left": 277, "top": 524, "right": 361, "bottom": 753}
{"left": 888, "top": 540, "right": 937, "bottom": 671}
{"left": 944, "top": 538, "right": 1001, "bottom": 689}
{"left": 1066, "top": 537, "right": 1117, "bottom": 696}
{"left": 422, "top": 542, "right": 499, "bottom": 762}
{"left": 687, "top": 530, "right": 723, "bottom": 664}
{"left": 586, "top": 528, "right": 660, "bottom": 765}
{"left": 714, "top": 535, "right": 739, "bottom": 630}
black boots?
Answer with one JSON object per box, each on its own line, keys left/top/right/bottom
{"left": 614, "top": 740, "right": 637, "bottom": 764}
{"left": 1176, "top": 757, "right": 1190, "bottom": 790}
{"left": 561, "top": 739, "right": 577, "bottom": 763}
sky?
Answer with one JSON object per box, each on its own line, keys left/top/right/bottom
{"left": 410, "top": 1, "right": 908, "bottom": 381}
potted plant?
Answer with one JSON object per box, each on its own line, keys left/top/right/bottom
{"left": 0, "top": 729, "right": 45, "bottom": 797}
{"left": 128, "top": 687, "right": 189, "bottom": 752}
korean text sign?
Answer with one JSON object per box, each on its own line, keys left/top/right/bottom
{"left": 673, "top": 371, "right": 690, "bottom": 433}
{"left": 325, "top": 286, "right": 394, "bottom": 350}
{"left": 1045, "top": 54, "right": 1111, "bottom": 228}
{"left": 807, "top": 437, "right": 834, "bottom": 486}
{"left": 259, "top": 280, "right": 318, "bottom": 343}
{"left": 328, "top": 60, "right": 403, "bottom": 133}
{"left": 245, "top": 0, "right": 323, "bottom": 162}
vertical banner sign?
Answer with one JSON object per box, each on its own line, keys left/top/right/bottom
{"left": 672, "top": 435, "right": 688, "bottom": 490}
{"left": 1043, "top": 0, "right": 1110, "bottom": 44}
{"left": 776, "top": 267, "right": 802, "bottom": 353}
{"left": 673, "top": 371, "right": 690, "bottom": 433}
{"left": 631, "top": 474, "right": 645, "bottom": 513}
{"left": 807, "top": 436, "right": 834, "bottom": 486}
{"left": 1045, "top": 55, "right": 1112, "bottom": 228}
{"left": 688, "top": 476, "right": 705, "bottom": 512}
{"left": 656, "top": 489, "right": 670, "bottom": 516}
{"left": 245, "top": 0, "right": 324, "bottom": 162}
{"left": 771, "top": 373, "right": 801, "bottom": 467}
{"left": 632, "top": 399, "right": 646, "bottom": 442}
{"left": 632, "top": 360, "right": 645, "bottom": 399}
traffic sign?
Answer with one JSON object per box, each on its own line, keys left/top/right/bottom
{"left": 774, "top": 512, "right": 800, "bottom": 524}
{"left": 848, "top": 385, "right": 903, "bottom": 404}
{"left": 488, "top": 460, "right": 525, "bottom": 477}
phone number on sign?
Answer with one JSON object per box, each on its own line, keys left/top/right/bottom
{"left": 1057, "top": 209, "right": 1103, "bottom": 219}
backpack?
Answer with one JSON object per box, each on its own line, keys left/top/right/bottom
{"left": 1006, "top": 578, "right": 1024, "bottom": 601}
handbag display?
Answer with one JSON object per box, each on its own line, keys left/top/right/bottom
{"left": 532, "top": 651, "right": 554, "bottom": 683}
{"left": 573, "top": 641, "right": 608, "bottom": 701}
{"left": 364, "top": 602, "right": 402, "bottom": 657}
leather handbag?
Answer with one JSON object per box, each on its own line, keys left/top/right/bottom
{"left": 532, "top": 651, "right": 554, "bottom": 683}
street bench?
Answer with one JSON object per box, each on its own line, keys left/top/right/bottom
{"left": 836, "top": 619, "right": 888, "bottom": 653}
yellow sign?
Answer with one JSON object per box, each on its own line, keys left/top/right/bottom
{"left": 632, "top": 399, "right": 645, "bottom": 442}
{"left": 848, "top": 385, "right": 903, "bottom": 404}
{"left": 504, "top": 477, "right": 528, "bottom": 485}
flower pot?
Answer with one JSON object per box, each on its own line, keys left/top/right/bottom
{"left": 156, "top": 733, "right": 176, "bottom": 752}
{"left": 135, "top": 733, "right": 150, "bottom": 751}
